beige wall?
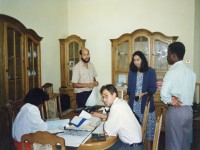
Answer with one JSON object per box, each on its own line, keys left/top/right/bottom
{"left": 1, "top": 0, "right": 198, "bottom": 92}
{"left": 68, "top": 0, "right": 196, "bottom": 86}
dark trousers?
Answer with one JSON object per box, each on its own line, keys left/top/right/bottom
{"left": 107, "top": 139, "right": 143, "bottom": 150}
{"left": 76, "top": 91, "right": 92, "bottom": 108}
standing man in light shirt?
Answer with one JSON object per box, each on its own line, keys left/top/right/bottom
{"left": 71, "top": 48, "right": 99, "bottom": 108}
{"left": 160, "top": 42, "right": 196, "bottom": 150}
{"left": 92, "top": 84, "right": 143, "bottom": 150}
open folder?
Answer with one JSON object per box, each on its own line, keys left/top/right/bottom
{"left": 70, "top": 116, "right": 87, "bottom": 127}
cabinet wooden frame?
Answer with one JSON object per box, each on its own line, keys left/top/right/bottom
{"left": 0, "top": 14, "right": 42, "bottom": 105}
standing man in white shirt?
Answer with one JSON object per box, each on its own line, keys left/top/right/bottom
{"left": 160, "top": 42, "right": 196, "bottom": 150}
{"left": 92, "top": 84, "right": 143, "bottom": 150}
{"left": 71, "top": 48, "right": 99, "bottom": 108}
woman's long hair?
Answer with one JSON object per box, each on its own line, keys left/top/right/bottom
{"left": 129, "top": 51, "right": 148, "bottom": 72}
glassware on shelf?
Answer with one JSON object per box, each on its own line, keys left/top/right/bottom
{"left": 33, "top": 51, "right": 37, "bottom": 57}
{"left": 28, "top": 52, "right": 31, "bottom": 58}
{"left": 33, "top": 70, "right": 36, "bottom": 76}
{"left": 28, "top": 70, "right": 31, "bottom": 76}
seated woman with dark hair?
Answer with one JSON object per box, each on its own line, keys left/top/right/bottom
{"left": 12, "top": 88, "right": 49, "bottom": 150}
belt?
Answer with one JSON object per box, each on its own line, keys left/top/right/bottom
{"left": 130, "top": 142, "right": 143, "bottom": 147}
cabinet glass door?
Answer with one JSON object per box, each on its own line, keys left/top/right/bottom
{"left": 7, "top": 27, "right": 23, "bottom": 101}
{"left": 117, "top": 41, "right": 129, "bottom": 71}
{"left": 33, "top": 43, "right": 39, "bottom": 87}
{"left": 28, "top": 39, "right": 39, "bottom": 90}
{"left": 68, "top": 41, "right": 80, "bottom": 83}
{"left": 153, "top": 40, "right": 169, "bottom": 71}
{"left": 114, "top": 41, "right": 129, "bottom": 85}
{"left": 133, "top": 36, "right": 149, "bottom": 61}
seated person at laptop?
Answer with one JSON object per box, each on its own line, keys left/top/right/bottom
{"left": 12, "top": 88, "right": 49, "bottom": 150}
{"left": 92, "top": 84, "right": 143, "bottom": 150}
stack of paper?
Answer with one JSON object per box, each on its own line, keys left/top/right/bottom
{"left": 46, "top": 119, "right": 69, "bottom": 134}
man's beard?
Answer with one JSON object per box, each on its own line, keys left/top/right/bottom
{"left": 81, "top": 57, "right": 90, "bottom": 63}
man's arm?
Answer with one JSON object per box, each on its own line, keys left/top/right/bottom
{"left": 91, "top": 112, "right": 107, "bottom": 120}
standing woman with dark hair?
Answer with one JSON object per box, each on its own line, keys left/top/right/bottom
{"left": 12, "top": 88, "right": 49, "bottom": 150}
{"left": 127, "top": 51, "right": 157, "bottom": 150}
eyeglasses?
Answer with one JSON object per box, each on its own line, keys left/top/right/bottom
{"left": 101, "top": 95, "right": 109, "bottom": 102}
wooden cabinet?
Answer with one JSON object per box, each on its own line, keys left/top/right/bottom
{"left": 59, "top": 35, "right": 86, "bottom": 109}
{"left": 0, "top": 14, "right": 42, "bottom": 105}
{"left": 110, "top": 29, "right": 178, "bottom": 86}
{"left": 110, "top": 29, "right": 178, "bottom": 131}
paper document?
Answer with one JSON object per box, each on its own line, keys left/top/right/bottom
{"left": 79, "top": 110, "right": 92, "bottom": 119}
{"left": 48, "top": 128, "right": 64, "bottom": 134}
{"left": 85, "top": 86, "right": 98, "bottom": 106}
{"left": 57, "top": 131, "right": 91, "bottom": 147}
{"left": 46, "top": 119, "right": 70, "bottom": 129}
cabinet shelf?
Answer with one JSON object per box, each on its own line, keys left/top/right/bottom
{"left": 8, "top": 78, "right": 22, "bottom": 81}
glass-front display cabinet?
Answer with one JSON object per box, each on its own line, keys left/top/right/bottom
{"left": 59, "top": 35, "right": 86, "bottom": 109}
{"left": 0, "top": 14, "right": 42, "bottom": 105}
{"left": 111, "top": 29, "right": 178, "bottom": 89}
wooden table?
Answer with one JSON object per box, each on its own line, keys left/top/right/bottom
{"left": 61, "top": 110, "right": 118, "bottom": 150}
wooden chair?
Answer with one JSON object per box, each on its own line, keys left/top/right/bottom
{"left": 194, "top": 83, "right": 200, "bottom": 104}
{"left": 41, "top": 83, "right": 53, "bottom": 94}
{"left": 21, "top": 131, "right": 66, "bottom": 150}
{"left": 142, "top": 96, "right": 150, "bottom": 143}
{"left": 41, "top": 83, "right": 63, "bottom": 120}
{"left": 43, "top": 93, "right": 62, "bottom": 120}
{"left": 152, "top": 111, "right": 163, "bottom": 150}
{"left": 9, "top": 99, "right": 24, "bottom": 122}
{"left": 0, "top": 104, "right": 14, "bottom": 150}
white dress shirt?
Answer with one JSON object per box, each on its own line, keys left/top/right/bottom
{"left": 12, "top": 103, "right": 47, "bottom": 142}
{"left": 161, "top": 61, "right": 196, "bottom": 105}
{"left": 104, "top": 98, "right": 142, "bottom": 144}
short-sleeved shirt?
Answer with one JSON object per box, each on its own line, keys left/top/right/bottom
{"left": 104, "top": 98, "right": 142, "bottom": 144}
{"left": 12, "top": 103, "right": 47, "bottom": 142}
{"left": 71, "top": 61, "right": 97, "bottom": 93}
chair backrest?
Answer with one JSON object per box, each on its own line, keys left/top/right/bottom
{"left": 42, "top": 83, "right": 53, "bottom": 94}
{"left": 0, "top": 104, "right": 14, "bottom": 150}
{"left": 43, "top": 93, "right": 62, "bottom": 120}
{"left": 142, "top": 96, "right": 150, "bottom": 143}
{"left": 21, "top": 131, "right": 66, "bottom": 150}
{"left": 152, "top": 111, "right": 163, "bottom": 150}
{"left": 194, "top": 83, "right": 200, "bottom": 104}
{"left": 9, "top": 99, "right": 24, "bottom": 123}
